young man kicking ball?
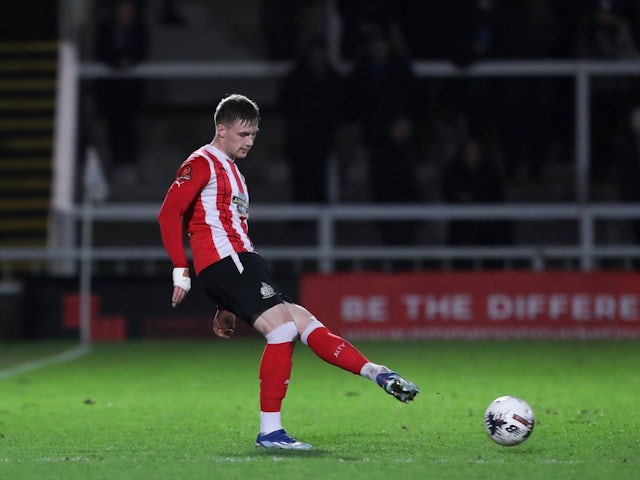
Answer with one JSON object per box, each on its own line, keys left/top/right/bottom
{"left": 158, "top": 93, "right": 419, "bottom": 450}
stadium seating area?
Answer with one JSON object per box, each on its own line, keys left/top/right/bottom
{"left": 72, "top": 0, "right": 639, "bottom": 252}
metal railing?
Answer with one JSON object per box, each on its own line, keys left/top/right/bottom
{"left": 41, "top": 26, "right": 640, "bottom": 278}
{"left": 74, "top": 57, "right": 640, "bottom": 207}
{"left": 4, "top": 203, "right": 640, "bottom": 285}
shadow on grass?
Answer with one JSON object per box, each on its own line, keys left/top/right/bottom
{"left": 253, "top": 448, "right": 331, "bottom": 458}
{"left": 211, "top": 448, "right": 378, "bottom": 465}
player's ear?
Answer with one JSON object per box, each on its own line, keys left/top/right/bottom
{"left": 216, "top": 123, "right": 226, "bottom": 138}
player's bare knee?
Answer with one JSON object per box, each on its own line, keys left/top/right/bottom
{"left": 285, "top": 302, "right": 320, "bottom": 337}
{"left": 254, "top": 303, "right": 295, "bottom": 336}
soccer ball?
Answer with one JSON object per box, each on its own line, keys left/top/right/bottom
{"left": 483, "top": 395, "right": 535, "bottom": 446}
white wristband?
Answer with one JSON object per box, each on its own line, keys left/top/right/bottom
{"left": 172, "top": 267, "right": 191, "bottom": 292}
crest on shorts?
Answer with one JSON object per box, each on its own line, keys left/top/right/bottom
{"left": 260, "top": 282, "right": 276, "bottom": 299}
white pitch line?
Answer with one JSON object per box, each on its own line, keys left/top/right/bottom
{"left": 0, "top": 345, "right": 91, "bottom": 380}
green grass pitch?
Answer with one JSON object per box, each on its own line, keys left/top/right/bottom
{"left": 0, "top": 338, "right": 638, "bottom": 480}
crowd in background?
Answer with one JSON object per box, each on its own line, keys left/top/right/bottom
{"left": 271, "top": 0, "right": 640, "bottom": 243}
{"left": 89, "top": 0, "right": 640, "bottom": 245}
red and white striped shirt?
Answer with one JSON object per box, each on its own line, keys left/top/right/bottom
{"left": 158, "top": 144, "right": 254, "bottom": 275}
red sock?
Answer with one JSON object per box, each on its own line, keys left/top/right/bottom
{"left": 259, "top": 342, "right": 295, "bottom": 412}
{"left": 306, "top": 326, "right": 368, "bottom": 375}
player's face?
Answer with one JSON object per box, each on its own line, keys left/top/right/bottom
{"left": 216, "top": 120, "right": 259, "bottom": 159}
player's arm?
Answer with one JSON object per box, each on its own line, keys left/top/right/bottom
{"left": 157, "top": 157, "right": 209, "bottom": 307}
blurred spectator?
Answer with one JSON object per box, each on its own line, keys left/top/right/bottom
{"left": 442, "top": 136, "right": 513, "bottom": 246}
{"left": 576, "top": 0, "right": 640, "bottom": 59}
{"left": 501, "top": 0, "right": 562, "bottom": 58}
{"left": 613, "top": 107, "right": 640, "bottom": 242}
{"left": 491, "top": 1, "right": 562, "bottom": 181}
{"left": 160, "top": 0, "right": 186, "bottom": 25}
{"left": 396, "top": 1, "right": 450, "bottom": 59}
{"left": 335, "top": 0, "right": 407, "bottom": 60}
{"left": 94, "top": 0, "right": 149, "bottom": 187}
{"left": 439, "top": 0, "right": 508, "bottom": 151}
{"left": 446, "top": 0, "right": 509, "bottom": 66}
{"left": 347, "top": 25, "right": 422, "bottom": 245}
{"left": 277, "top": 36, "right": 345, "bottom": 203}
{"left": 552, "top": 0, "right": 586, "bottom": 57}
{"left": 261, "top": 0, "right": 329, "bottom": 60}
{"left": 260, "top": 0, "right": 301, "bottom": 60}
{"left": 497, "top": 75, "right": 558, "bottom": 181}
{"left": 576, "top": 0, "right": 640, "bottom": 187}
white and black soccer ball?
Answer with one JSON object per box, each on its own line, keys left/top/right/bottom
{"left": 484, "top": 395, "right": 535, "bottom": 446}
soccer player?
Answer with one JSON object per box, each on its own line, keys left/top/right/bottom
{"left": 158, "top": 94, "right": 419, "bottom": 450}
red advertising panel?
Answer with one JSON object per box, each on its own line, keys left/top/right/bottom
{"left": 300, "top": 272, "right": 640, "bottom": 339}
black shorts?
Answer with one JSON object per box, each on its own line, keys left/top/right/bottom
{"left": 197, "top": 252, "right": 284, "bottom": 324}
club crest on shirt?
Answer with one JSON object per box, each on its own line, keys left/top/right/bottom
{"left": 174, "top": 164, "right": 192, "bottom": 187}
{"left": 177, "top": 165, "right": 191, "bottom": 181}
{"left": 260, "top": 282, "right": 276, "bottom": 299}
{"left": 233, "top": 193, "right": 249, "bottom": 218}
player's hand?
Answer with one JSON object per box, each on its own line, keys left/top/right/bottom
{"left": 213, "top": 308, "right": 236, "bottom": 339}
{"left": 171, "top": 267, "right": 191, "bottom": 307}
